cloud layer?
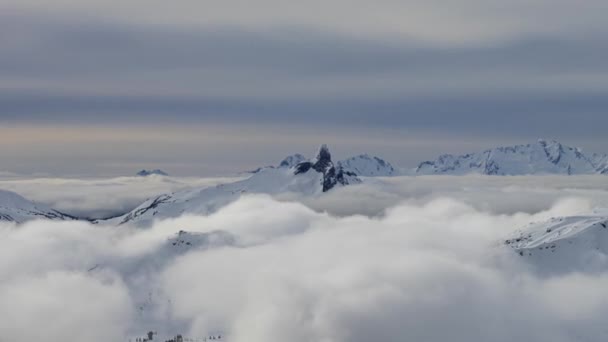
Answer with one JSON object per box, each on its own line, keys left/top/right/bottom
{"left": 2, "top": 176, "right": 608, "bottom": 341}
{"left": 0, "top": 175, "right": 242, "bottom": 218}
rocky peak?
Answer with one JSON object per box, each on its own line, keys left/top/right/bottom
{"left": 294, "top": 145, "right": 360, "bottom": 192}
{"left": 313, "top": 144, "right": 333, "bottom": 173}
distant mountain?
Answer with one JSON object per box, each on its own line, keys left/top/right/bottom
{"left": 137, "top": 169, "right": 169, "bottom": 177}
{"left": 279, "top": 154, "right": 307, "bottom": 168}
{"left": 109, "top": 145, "right": 361, "bottom": 226}
{"left": 0, "top": 189, "right": 73, "bottom": 223}
{"left": 245, "top": 154, "right": 308, "bottom": 174}
{"left": 506, "top": 211, "right": 608, "bottom": 274}
{"left": 593, "top": 153, "right": 608, "bottom": 174}
{"left": 246, "top": 151, "right": 397, "bottom": 177}
{"left": 416, "top": 139, "right": 606, "bottom": 175}
{"left": 338, "top": 154, "right": 397, "bottom": 177}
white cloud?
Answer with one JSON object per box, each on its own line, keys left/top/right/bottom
{"left": 0, "top": 272, "right": 132, "bottom": 342}
{"left": 0, "top": 175, "right": 243, "bottom": 218}
{"left": 2, "top": 176, "right": 608, "bottom": 341}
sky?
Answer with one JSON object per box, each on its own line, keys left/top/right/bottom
{"left": 2, "top": 0, "right": 608, "bottom": 176}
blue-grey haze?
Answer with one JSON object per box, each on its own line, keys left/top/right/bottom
{"left": 1, "top": 4, "right": 607, "bottom": 176}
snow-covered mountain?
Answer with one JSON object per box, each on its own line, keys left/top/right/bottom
{"left": 248, "top": 151, "right": 398, "bottom": 177}
{"left": 137, "top": 169, "right": 169, "bottom": 177}
{"left": 338, "top": 154, "right": 397, "bottom": 177}
{"left": 246, "top": 154, "right": 308, "bottom": 174}
{"left": 593, "top": 153, "right": 608, "bottom": 174}
{"left": 506, "top": 211, "right": 608, "bottom": 274}
{"left": 279, "top": 153, "right": 307, "bottom": 168}
{"left": 416, "top": 139, "right": 606, "bottom": 175}
{"left": 0, "top": 189, "right": 73, "bottom": 223}
{"left": 109, "top": 145, "right": 360, "bottom": 226}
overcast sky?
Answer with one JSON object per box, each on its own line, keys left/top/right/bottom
{"left": 2, "top": 0, "right": 608, "bottom": 176}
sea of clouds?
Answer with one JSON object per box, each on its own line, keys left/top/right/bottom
{"left": 2, "top": 175, "right": 608, "bottom": 341}
{"left": 0, "top": 175, "right": 244, "bottom": 219}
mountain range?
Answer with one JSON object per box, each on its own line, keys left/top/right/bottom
{"left": 416, "top": 139, "right": 608, "bottom": 175}
{"left": 2, "top": 139, "right": 608, "bottom": 224}
{"left": 109, "top": 145, "right": 361, "bottom": 225}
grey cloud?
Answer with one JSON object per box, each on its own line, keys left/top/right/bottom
{"left": 5, "top": 0, "right": 608, "bottom": 44}
{"left": 2, "top": 13, "right": 608, "bottom": 132}
{"left": 2, "top": 14, "right": 608, "bottom": 85}
{"left": 1, "top": 11, "right": 608, "bottom": 175}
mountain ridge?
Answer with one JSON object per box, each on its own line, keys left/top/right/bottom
{"left": 416, "top": 139, "right": 607, "bottom": 175}
{"left": 0, "top": 189, "right": 74, "bottom": 223}
{"left": 109, "top": 145, "right": 361, "bottom": 225}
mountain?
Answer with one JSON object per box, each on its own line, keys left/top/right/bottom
{"left": 593, "top": 153, "right": 608, "bottom": 174}
{"left": 245, "top": 154, "right": 308, "bottom": 174}
{"left": 338, "top": 154, "right": 397, "bottom": 177}
{"left": 109, "top": 145, "right": 360, "bottom": 226}
{"left": 416, "top": 139, "right": 605, "bottom": 175}
{"left": 279, "top": 154, "right": 307, "bottom": 168}
{"left": 250, "top": 152, "right": 397, "bottom": 177}
{"left": 137, "top": 169, "right": 169, "bottom": 177}
{"left": 505, "top": 211, "right": 608, "bottom": 274}
{"left": 0, "top": 189, "right": 73, "bottom": 223}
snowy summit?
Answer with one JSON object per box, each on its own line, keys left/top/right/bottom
{"left": 112, "top": 145, "right": 361, "bottom": 225}
{"left": 0, "top": 189, "right": 73, "bottom": 223}
{"left": 416, "top": 139, "right": 606, "bottom": 175}
{"left": 338, "top": 154, "right": 397, "bottom": 177}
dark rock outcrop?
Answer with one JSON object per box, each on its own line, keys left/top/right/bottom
{"left": 294, "top": 145, "right": 360, "bottom": 192}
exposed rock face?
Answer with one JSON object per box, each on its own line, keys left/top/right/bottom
{"left": 295, "top": 145, "right": 360, "bottom": 192}
{"left": 109, "top": 145, "right": 361, "bottom": 226}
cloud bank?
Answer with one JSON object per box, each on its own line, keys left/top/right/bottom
{"left": 2, "top": 176, "right": 608, "bottom": 341}
{"left": 0, "top": 175, "right": 243, "bottom": 218}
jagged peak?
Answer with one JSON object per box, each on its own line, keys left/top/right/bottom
{"left": 313, "top": 144, "right": 333, "bottom": 173}
{"left": 316, "top": 144, "right": 331, "bottom": 163}
{"left": 289, "top": 145, "right": 361, "bottom": 192}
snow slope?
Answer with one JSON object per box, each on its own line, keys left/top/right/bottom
{"left": 416, "top": 139, "right": 604, "bottom": 175}
{"left": 593, "top": 153, "right": 608, "bottom": 174}
{"left": 109, "top": 145, "right": 360, "bottom": 226}
{"left": 506, "top": 210, "right": 608, "bottom": 274}
{"left": 338, "top": 154, "right": 397, "bottom": 177}
{"left": 245, "top": 153, "right": 308, "bottom": 174}
{"left": 0, "top": 189, "right": 73, "bottom": 223}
